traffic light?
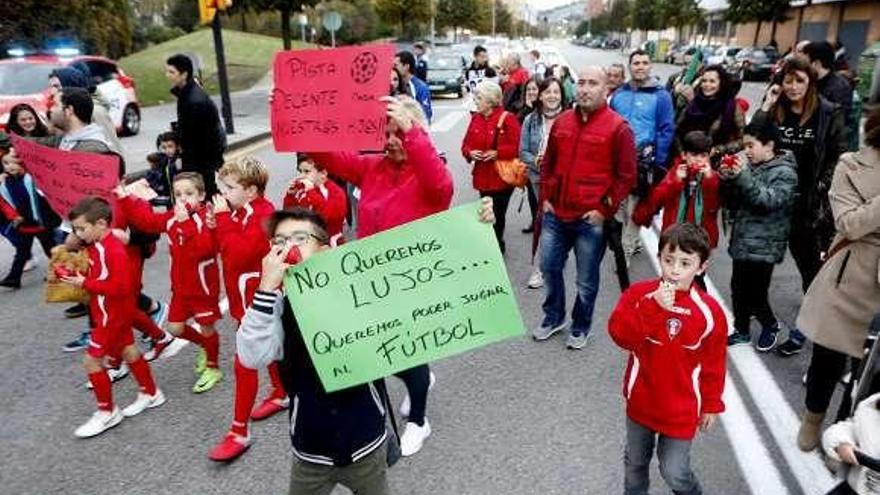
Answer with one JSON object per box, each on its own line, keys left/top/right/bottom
{"left": 198, "top": 0, "right": 232, "bottom": 25}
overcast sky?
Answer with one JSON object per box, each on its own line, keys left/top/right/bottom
{"left": 528, "top": 0, "right": 577, "bottom": 11}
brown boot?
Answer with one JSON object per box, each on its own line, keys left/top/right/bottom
{"left": 797, "top": 410, "right": 825, "bottom": 451}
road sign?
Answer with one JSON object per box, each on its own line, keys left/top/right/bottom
{"left": 322, "top": 11, "right": 342, "bottom": 32}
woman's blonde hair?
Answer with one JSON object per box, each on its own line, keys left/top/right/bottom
{"left": 475, "top": 80, "right": 503, "bottom": 108}
{"left": 396, "top": 95, "right": 428, "bottom": 129}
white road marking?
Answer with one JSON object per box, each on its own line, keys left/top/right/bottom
{"left": 640, "top": 225, "right": 836, "bottom": 494}
{"left": 430, "top": 110, "right": 467, "bottom": 134}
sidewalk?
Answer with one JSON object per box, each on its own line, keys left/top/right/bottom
{"left": 121, "top": 73, "right": 274, "bottom": 172}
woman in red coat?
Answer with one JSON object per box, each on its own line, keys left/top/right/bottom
{"left": 461, "top": 80, "right": 522, "bottom": 254}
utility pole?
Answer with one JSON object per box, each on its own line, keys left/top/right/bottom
{"left": 492, "top": 0, "right": 496, "bottom": 38}
{"left": 211, "top": 10, "right": 234, "bottom": 134}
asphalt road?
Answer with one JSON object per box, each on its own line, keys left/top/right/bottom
{"left": 0, "top": 43, "right": 845, "bottom": 495}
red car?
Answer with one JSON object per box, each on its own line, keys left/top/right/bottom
{"left": 0, "top": 52, "right": 140, "bottom": 135}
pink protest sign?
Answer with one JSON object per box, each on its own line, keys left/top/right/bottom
{"left": 10, "top": 135, "right": 119, "bottom": 217}
{"left": 271, "top": 44, "right": 395, "bottom": 152}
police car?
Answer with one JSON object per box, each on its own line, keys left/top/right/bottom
{"left": 0, "top": 48, "right": 141, "bottom": 135}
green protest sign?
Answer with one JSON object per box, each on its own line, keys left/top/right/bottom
{"left": 283, "top": 201, "right": 526, "bottom": 392}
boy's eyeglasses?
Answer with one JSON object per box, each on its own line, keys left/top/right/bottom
{"left": 271, "top": 231, "right": 325, "bottom": 247}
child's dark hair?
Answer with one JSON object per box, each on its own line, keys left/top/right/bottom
{"left": 681, "top": 131, "right": 712, "bottom": 154}
{"left": 267, "top": 207, "right": 329, "bottom": 245}
{"left": 146, "top": 152, "right": 163, "bottom": 166}
{"left": 744, "top": 121, "right": 780, "bottom": 146}
{"left": 659, "top": 223, "right": 711, "bottom": 263}
{"left": 174, "top": 171, "right": 205, "bottom": 193}
{"left": 69, "top": 196, "right": 112, "bottom": 223}
{"left": 296, "top": 153, "right": 325, "bottom": 172}
{"left": 158, "top": 131, "right": 178, "bottom": 145}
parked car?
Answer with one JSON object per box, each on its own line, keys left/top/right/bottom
{"left": 425, "top": 53, "right": 466, "bottom": 98}
{"left": 0, "top": 50, "right": 140, "bottom": 135}
{"left": 732, "top": 47, "right": 780, "bottom": 81}
{"left": 707, "top": 46, "right": 743, "bottom": 68}
{"left": 604, "top": 39, "right": 622, "bottom": 50}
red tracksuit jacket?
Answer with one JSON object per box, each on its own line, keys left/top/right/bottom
{"left": 608, "top": 279, "right": 727, "bottom": 440}
{"left": 310, "top": 127, "right": 452, "bottom": 240}
{"left": 119, "top": 197, "right": 220, "bottom": 299}
{"left": 282, "top": 179, "right": 348, "bottom": 246}
{"left": 631, "top": 156, "right": 722, "bottom": 248}
{"left": 214, "top": 196, "right": 274, "bottom": 321}
{"left": 84, "top": 232, "right": 133, "bottom": 330}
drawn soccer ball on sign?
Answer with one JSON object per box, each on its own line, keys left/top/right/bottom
{"left": 350, "top": 52, "right": 379, "bottom": 85}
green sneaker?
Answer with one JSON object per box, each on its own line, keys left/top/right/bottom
{"left": 194, "top": 348, "right": 207, "bottom": 376}
{"left": 193, "top": 368, "right": 223, "bottom": 393}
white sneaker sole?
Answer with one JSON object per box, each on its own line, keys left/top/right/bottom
{"left": 122, "top": 391, "right": 167, "bottom": 417}
{"left": 566, "top": 333, "right": 591, "bottom": 350}
{"left": 532, "top": 322, "right": 568, "bottom": 341}
{"left": 75, "top": 410, "right": 123, "bottom": 438}
{"left": 400, "top": 421, "right": 432, "bottom": 457}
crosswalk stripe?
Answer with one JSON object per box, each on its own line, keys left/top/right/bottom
{"left": 430, "top": 110, "right": 466, "bottom": 134}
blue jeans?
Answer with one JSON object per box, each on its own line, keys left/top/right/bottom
{"left": 624, "top": 418, "right": 702, "bottom": 495}
{"left": 539, "top": 212, "right": 605, "bottom": 336}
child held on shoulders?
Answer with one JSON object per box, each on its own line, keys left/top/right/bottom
{"left": 718, "top": 121, "right": 798, "bottom": 352}
{"left": 282, "top": 154, "right": 348, "bottom": 246}
{"left": 608, "top": 223, "right": 727, "bottom": 495}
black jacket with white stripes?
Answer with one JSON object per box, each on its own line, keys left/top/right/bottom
{"left": 237, "top": 289, "right": 387, "bottom": 466}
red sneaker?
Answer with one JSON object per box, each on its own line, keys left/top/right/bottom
{"left": 251, "top": 397, "right": 289, "bottom": 421}
{"left": 208, "top": 433, "right": 251, "bottom": 462}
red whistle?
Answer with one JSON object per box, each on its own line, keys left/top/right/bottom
{"left": 54, "top": 266, "right": 77, "bottom": 279}
{"left": 285, "top": 246, "right": 303, "bottom": 265}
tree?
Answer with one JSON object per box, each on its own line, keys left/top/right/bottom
{"left": 631, "top": 0, "right": 659, "bottom": 32}
{"left": 0, "top": 0, "right": 134, "bottom": 58}
{"left": 167, "top": 0, "right": 200, "bottom": 32}
{"left": 306, "top": 0, "right": 382, "bottom": 45}
{"left": 609, "top": 0, "right": 632, "bottom": 33}
{"left": 436, "top": 0, "right": 482, "bottom": 41}
{"left": 375, "top": 0, "right": 431, "bottom": 38}
{"left": 232, "top": 0, "right": 319, "bottom": 49}
{"left": 726, "top": 0, "right": 788, "bottom": 46}
{"left": 661, "top": 0, "right": 703, "bottom": 42}
{"left": 493, "top": 0, "right": 512, "bottom": 36}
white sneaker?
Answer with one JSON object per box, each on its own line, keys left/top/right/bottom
{"left": 122, "top": 389, "right": 166, "bottom": 417}
{"left": 400, "top": 419, "right": 431, "bottom": 457}
{"left": 74, "top": 407, "right": 123, "bottom": 438}
{"left": 527, "top": 269, "right": 543, "bottom": 289}
{"left": 23, "top": 260, "right": 36, "bottom": 272}
{"left": 400, "top": 371, "right": 436, "bottom": 417}
{"left": 86, "top": 364, "right": 129, "bottom": 389}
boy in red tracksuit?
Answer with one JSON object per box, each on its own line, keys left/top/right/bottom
{"left": 608, "top": 223, "right": 727, "bottom": 495}
{"left": 60, "top": 197, "right": 165, "bottom": 439}
{"left": 207, "top": 156, "right": 284, "bottom": 462}
{"left": 116, "top": 172, "right": 223, "bottom": 393}
{"left": 282, "top": 155, "right": 347, "bottom": 246}
{"left": 632, "top": 130, "right": 722, "bottom": 250}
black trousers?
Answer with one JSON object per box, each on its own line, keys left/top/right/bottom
{"left": 394, "top": 364, "right": 429, "bottom": 426}
{"left": 805, "top": 343, "right": 860, "bottom": 421}
{"left": 730, "top": 259, "right": 777, "bottom": 334}
{"left": 3, "top": 230, "right": 57, "bottom": 284}
{"left": 524, "top": 181, "right": 538, "bottom": 228}
{"left": 603, "top": 219, "right": 630, "bottom": 291}
{"left": 827, "top": 482, "right": 858, "bottom": 495}
{"left": 481, "top": 189, "right": 513, "bottom": 254}
{"left": 789, "top": 217, "right": 823, "bottom": 293}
